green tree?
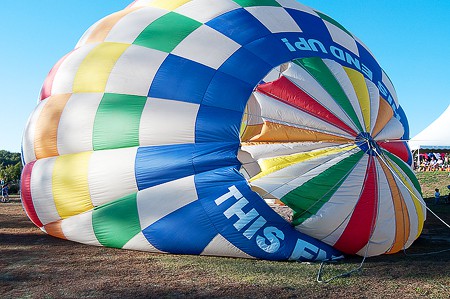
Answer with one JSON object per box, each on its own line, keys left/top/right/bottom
{"left": 0, "top": 162, "right": 22, "bottom": 183}
{"left": 0, "top": 150, "right": 22, "bottom": 183}
{"left": 0, "top": 150, "right": 21, "bottom": 167}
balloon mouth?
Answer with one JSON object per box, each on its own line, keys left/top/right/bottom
{"left": 236, "top": 57, "right": 383, "bottom": 224}
{"left": 355, "top": 132, "right": 381, "bottom": 156}
{"left": 237, "top": 58, "right": 351, "bottom": 222}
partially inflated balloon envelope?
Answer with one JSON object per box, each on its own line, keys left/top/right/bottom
{"left": 21, "top": 0, "right": 425, "bottom": 261}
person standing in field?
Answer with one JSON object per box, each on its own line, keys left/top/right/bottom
{"left": 434, "top": 188, "right": 440, "bottom": 205}
{"left": 1, "top": 183, "right": 10, "bottom": 203}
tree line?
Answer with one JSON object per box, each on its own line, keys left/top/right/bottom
{"left": 1, "top": 150, "right": 22, "bottom": 194}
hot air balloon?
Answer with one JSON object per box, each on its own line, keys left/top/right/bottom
{"left": 21, "top": 0, "right": 425, "bottom": 261}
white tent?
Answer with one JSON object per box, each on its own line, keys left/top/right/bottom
{"left": 409, "top": 104, "right": 450, "bottom": 153}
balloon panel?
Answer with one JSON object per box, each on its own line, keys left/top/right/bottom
{"left": 21, "top": 0, "right": 424, "bottom": 260}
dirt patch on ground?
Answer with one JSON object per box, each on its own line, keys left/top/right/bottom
{"left": 1, "top": 197, "right": 449, "bottom": 298}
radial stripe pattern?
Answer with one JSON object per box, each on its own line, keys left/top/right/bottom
{"left": 242, "top": 56, "right": 423, "bottom": 256}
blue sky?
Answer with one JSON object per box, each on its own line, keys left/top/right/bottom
{"left": 1, "top": 1, "right": 449, "bottom": 153}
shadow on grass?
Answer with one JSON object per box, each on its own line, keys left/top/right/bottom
{"left": 1, "top": 199, "right": 449, "bottom": 298}
{"left": 0, "top": 232, "right": 63, "bottom": 246}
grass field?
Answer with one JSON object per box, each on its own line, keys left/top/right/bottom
{"left": 1, "top": 172, "right": 449, "bottom": 298}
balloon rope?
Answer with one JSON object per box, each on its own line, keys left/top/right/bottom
{"left": 255, "top": 145, "right": 374, "bottom": 281}
{"left": 317, "top": 139, "right": 379, "bottom": 283}
{"left": 374, "top": 139, "right": 410, "bottom": 142}
{"left": 316, "top": 210, "right": 373, "bottom": 283}
{"left": 373, "top": 147, "right": 450, "bottom": 230}
{"left": 250, "top": 143, "right": 371, "bottom": 282}
{"left": 316, "top": 250, "right": 369, "bottom": 283}
{"left": 319, "top": 142, "right": 450, "bottom": 283}
{"left": 372, "top": 147, "right": 450, "bottom": 257}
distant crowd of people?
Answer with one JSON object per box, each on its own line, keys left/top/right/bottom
{"left": 414, "top": 152, "right": 450, "bottom": 172}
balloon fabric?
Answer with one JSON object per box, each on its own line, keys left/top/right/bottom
{"left": 21, "top": 0, "right": 424, "bottom": 261}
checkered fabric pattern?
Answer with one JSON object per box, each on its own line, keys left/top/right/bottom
{"left": 21, "top": 0, "right": 415, "bottom": 261}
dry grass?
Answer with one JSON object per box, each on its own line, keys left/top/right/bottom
{"left": 1, "top": 172, "right": 449, "bottom": 299}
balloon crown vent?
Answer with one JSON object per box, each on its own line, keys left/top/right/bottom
{"left": 355, "top": 132, "right": 380, "bottom": 156}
